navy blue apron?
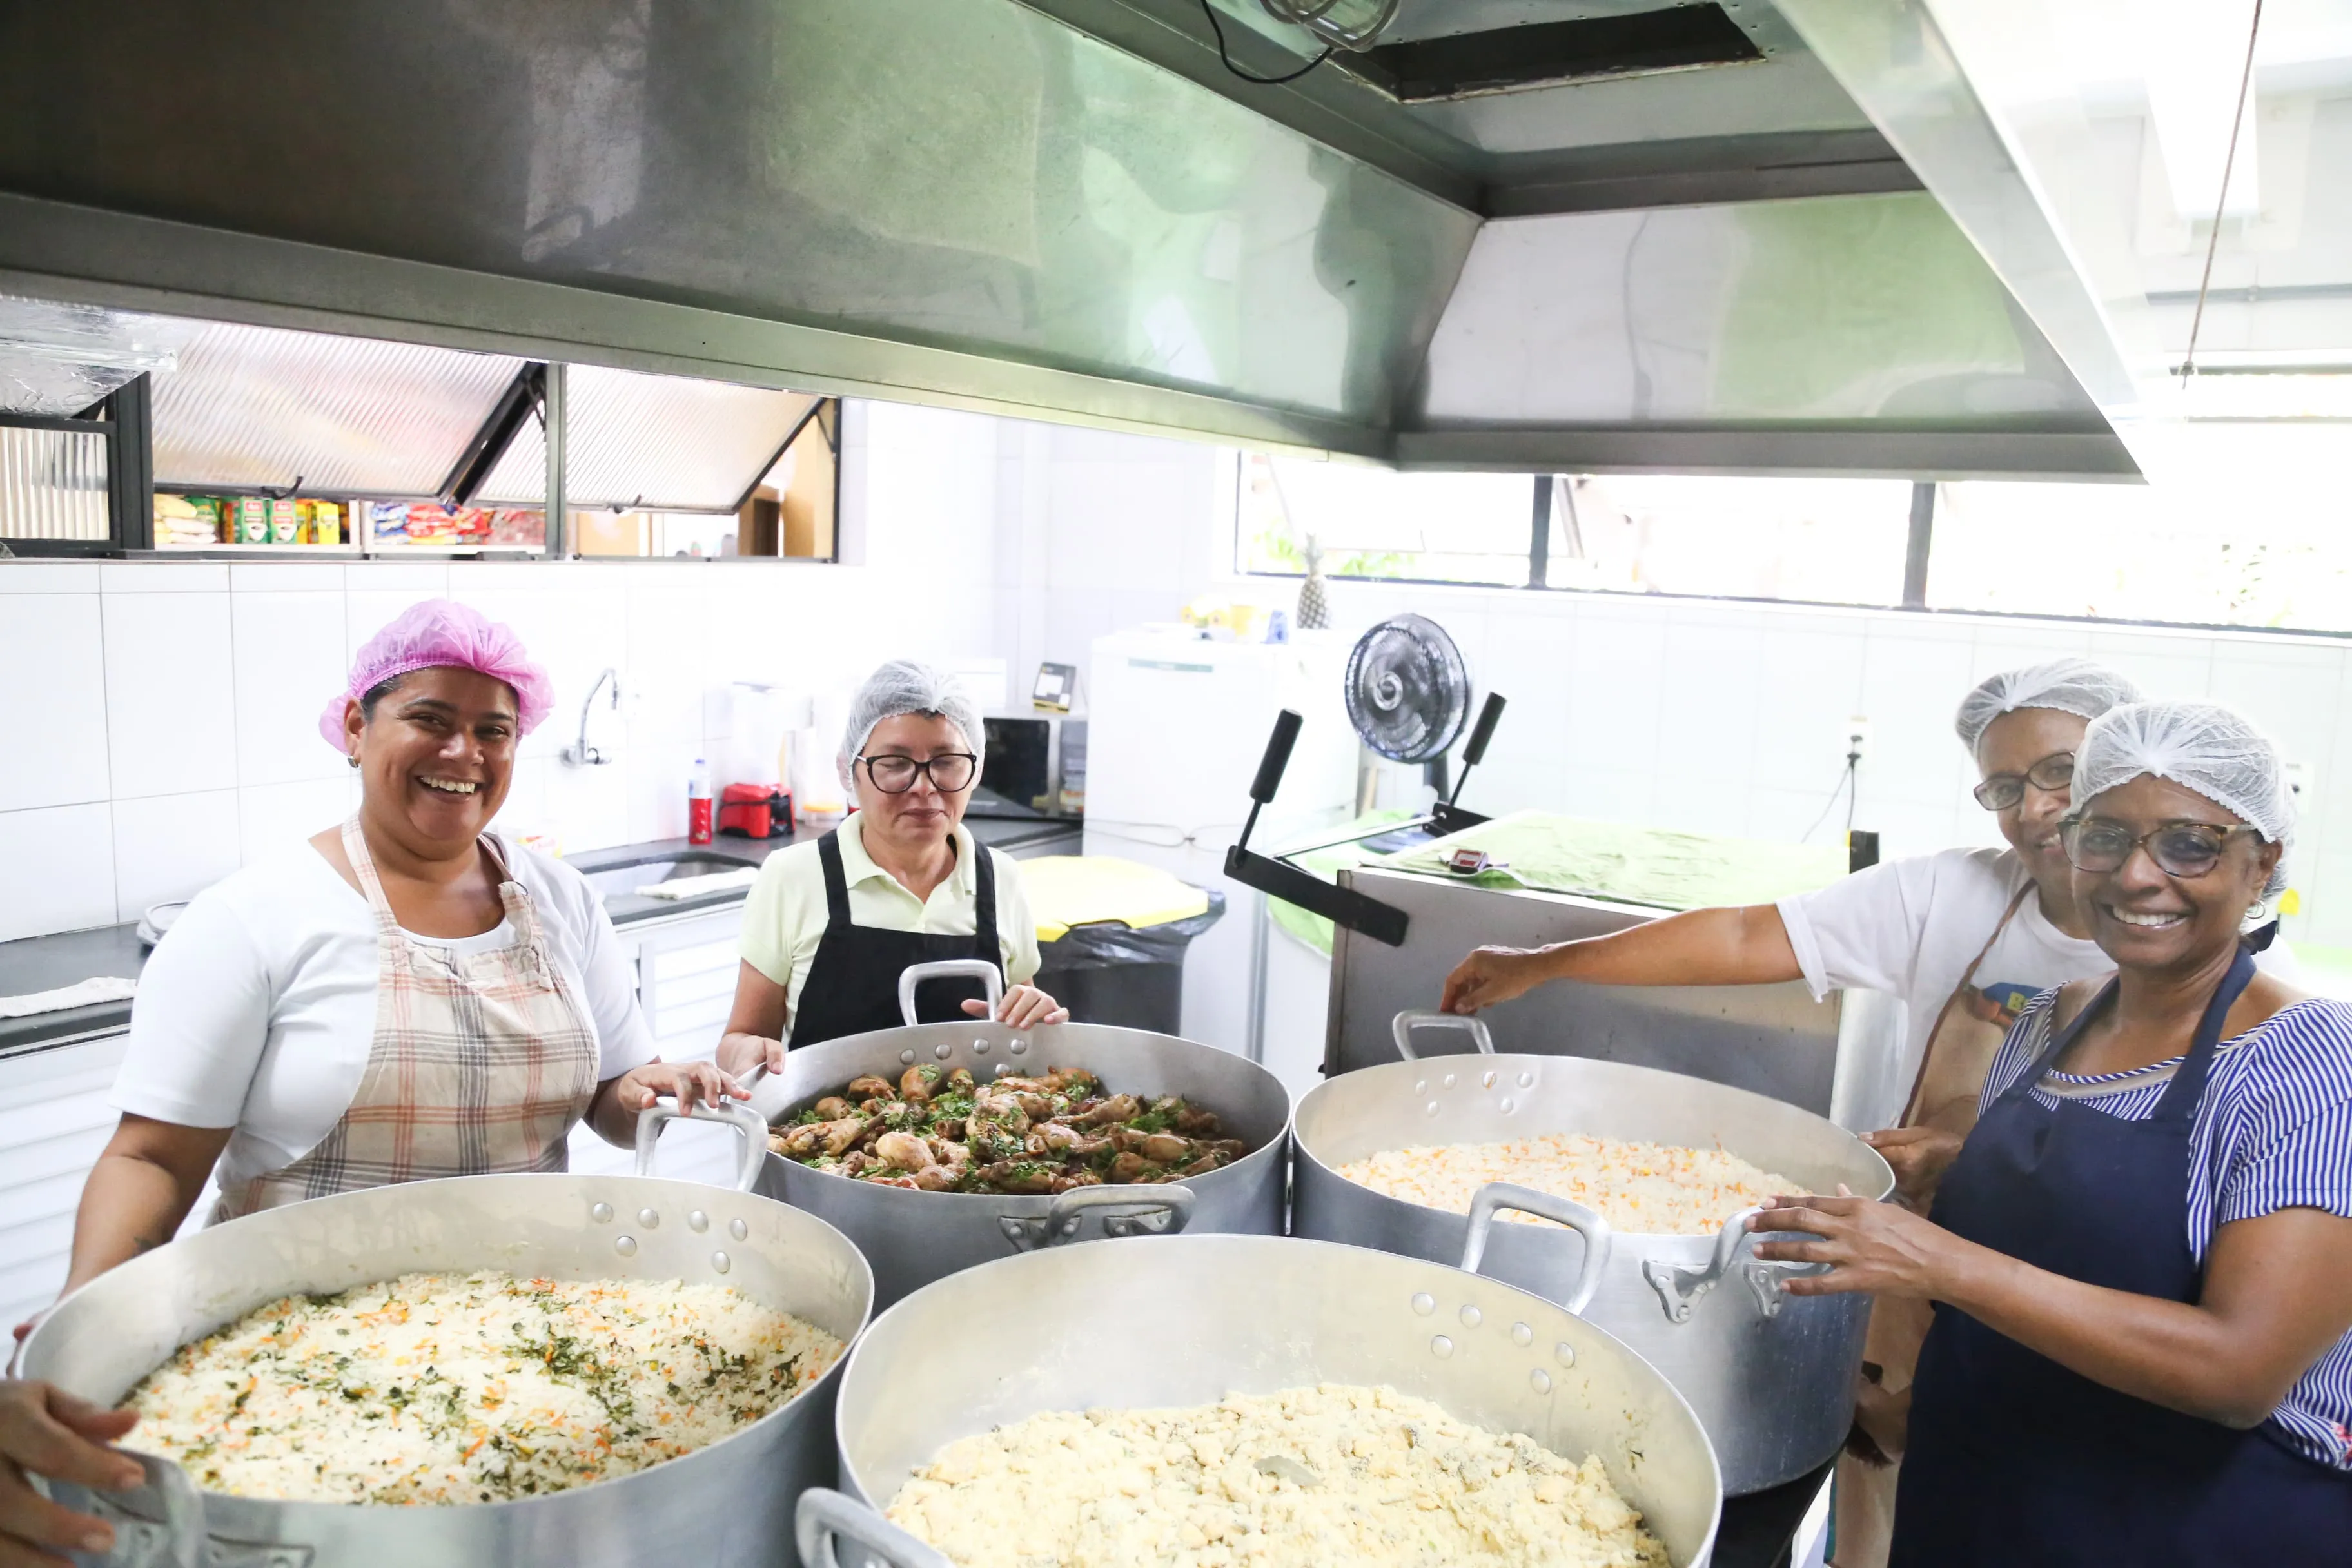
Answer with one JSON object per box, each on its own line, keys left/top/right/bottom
{"left": 784, "top": 828, "right": 1002, "bottom": 1049}
{"left": 1893, "top": 946, "right": 2352, "bottom": 1564}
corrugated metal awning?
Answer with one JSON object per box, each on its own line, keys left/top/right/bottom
{"left": 151, "top": 322, "right": 527, "bottom": 497}
{"left": 477, "top": 365, "right": 821, "bottom": 513}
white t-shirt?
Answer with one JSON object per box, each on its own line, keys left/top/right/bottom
{"left": 1778, "top": 845, "right": 2298, "bottom": 1131}
{"left": 113, "top": 838, "right": 657, "bottom": 1193}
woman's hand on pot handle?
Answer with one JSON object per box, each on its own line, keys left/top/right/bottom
{"left": 615, "top": 1058, "right": 747, "bottom": 1116}
{"left": 968, "top": 985, "right": 1068, "bottom": 1030}
{"left": 1864, "top": 1126, "right": 1966, "bottom": 1210}
{"left": 0, "top": 1379, "right": 144, "bottom": 1562}
{"left": 1748, "top": 1188, "right": 1990, "bottom": 1301}
{"left": 1440, "top": 946, "right": 1551, "bottom": 1015}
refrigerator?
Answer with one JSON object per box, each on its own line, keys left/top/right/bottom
{"left": 1082, "top": 626, "right": 1358, "bottom": 1057}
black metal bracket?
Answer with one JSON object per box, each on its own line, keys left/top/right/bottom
{"left": 1224, "top": 842, "right": 1410, "bottom": 946}
{"left": 1224, "top": 710, "right": 1412, "bottom": 948}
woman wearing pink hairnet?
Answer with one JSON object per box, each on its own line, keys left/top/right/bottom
{"left": 48, "top": 600, "right": 740, "bottom": 1306}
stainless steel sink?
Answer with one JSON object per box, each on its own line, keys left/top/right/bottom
{"left": 578, "top": 853, "right": 757, "bottom": 901}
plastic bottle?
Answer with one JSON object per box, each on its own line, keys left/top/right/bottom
{"left": 688, "top": 758, "right": 714, "bottom": 846}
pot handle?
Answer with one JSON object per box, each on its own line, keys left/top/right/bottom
{"left": 1391, "top": 1009, "right": 1495, "bottom": 1061}
{"left": 1459, "top": 1182, "right": 1612, "bottom": 1315}
{"left": 796, "top": 1487, "right": 952, "bottom": 1568}
{"left": 33, "top": 1448, "right": 311, "bottom": 1568}
{"left": 998, "top": 1182, "right": 1197, "bottom": 1251}
{"left": 1642, "top": 1206, "right": 1831, "bottom": 1323}
{"left": 898, "top": 959, "right": 1004, "bottom": 1028}
{"left": 634, "top": 1095, "right": 770, "bottom": 1193}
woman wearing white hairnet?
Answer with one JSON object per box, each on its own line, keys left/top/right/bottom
{"left": 1441, "top": 658, "right": 2157, "bottom": 1563}
{"left": 1752, "top": 702, "right": 2352, "bottom": 1563}
{"left": 718, "top": 661, "right": 1066, "bottom": 1072}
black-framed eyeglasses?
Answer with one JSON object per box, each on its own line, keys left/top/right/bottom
{"left": 2061, "top": 817, "right": 2264, "bottom": 879}
{"left": 859, "top": 752, "right": 978, "bottom": 794}
{"left": 1973, "top": 751, "right": 2076, "bottom": 811}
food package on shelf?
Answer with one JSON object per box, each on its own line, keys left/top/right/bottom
{"left": 268, "top": 498, "right": 300, "bottom": 544}
{"left": 485, "top": 508, "right": 545, "bottom": 546}
{"left": 152, "top": 493, "right": 224, "bottom": 547}
{"left": 297, "top": 499, "right": 344, "bottom": 545}
{"left": 230, "top": 495, "right": 272, "bottom": 545}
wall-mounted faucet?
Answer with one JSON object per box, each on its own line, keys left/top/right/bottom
{"left": 562, "top": 667, "right": 619, "bottom": 766}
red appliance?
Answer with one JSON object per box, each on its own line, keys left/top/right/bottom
{"left": 718, "top": 784, "right": 793, "bottom": 839}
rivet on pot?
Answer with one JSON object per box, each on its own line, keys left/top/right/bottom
{"left": 614, "top": 1235, "right": 638, "bottom": 1257}
{"left": 729, "top": 1217, "right": 749, "bottom": 1242}
{"left": 1430, "top": 1335, "right": 1453, "bottom": 1359}
{"left": 901, "top": 1049, "right": 917, "bottom": 1065}
{"left": 1411, "top": 1293, "right": 1436, "bottom": 1316}
{"left": 637, "top": 1208, "right": 660, "bottom": 1228}
{"left": 1511, "top": 1322, "right": 1533, "bottom": 1347}
{"left": 1442, "top": 1072, "right": 1456, "bottom": 1090}
{"left": 1555, "top": 1342, "right": 1576, "bottom": 1367}
{"left": 1458, "top": 1304, "right": 1482, "bottom": 1328}
{"left": 974, "top": 1039, "right": 991, "bottom": 1055}
{"left": 1010, "top": 1038, "right": 1028, "bottom": 1055}
{"left": 1498, "top": 1096, "right": 1516, "bottom": 1114}
{"left": 1517, "top": 1071, "right": 1535, "bottom": 1088}
{"left": 1530, "top": 1369, "right": 1553, "bottom": 1395}
{"left": 933, "top": 1042, "right": 953, "bottom": 1060}
{"left": 710, "top": 1251, "right": 731, "bottom": 1275}
{"left": 1482, "top": 1072, "right": 1498, "bottom": 1090}
{"left": 1413, "top": 1079, "right": 1427, "bottom": 1095}
{"left": 590, "top": 1202, "right": 614, "bottom": 1224}
{"left": 688, "top": 1211, "right": 710, "bottom": 1233}
{"left": 1425, "top": 1101, "right": 1440, "bottom": 1117}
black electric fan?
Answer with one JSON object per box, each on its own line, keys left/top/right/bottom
{"left": 1223, "top": 615, "right": 1506, "bottom": 948}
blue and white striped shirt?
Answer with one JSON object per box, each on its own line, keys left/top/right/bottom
{"left": 1981, "top": 992, "right": 2352, "bottom": 1470}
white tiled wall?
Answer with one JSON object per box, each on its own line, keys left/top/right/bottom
{"left": 12, "top": 399, "right": 2352, "bottom": 950}
{"left": 0, "top": 401, "right": 1004, "bottom": 942}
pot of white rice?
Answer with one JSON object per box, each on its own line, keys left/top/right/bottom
{"left": 1290, "top": 1012, "right": 1892, "bottom": 1494}
{"left": 20, "top": 1170, "right": 872, "bottom": 1568}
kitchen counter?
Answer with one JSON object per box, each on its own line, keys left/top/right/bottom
{"left": 0, "top": 814, "right": 1083, "bottom": 1059}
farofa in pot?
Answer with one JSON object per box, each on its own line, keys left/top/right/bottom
{"left": 122, "top": 1270, "right": 843, "bottom": 1504}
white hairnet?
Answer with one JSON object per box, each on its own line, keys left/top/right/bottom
{"left": 2071, "top": 701, "right": 2293, "bottom": 900}
{"left": 838, "top": 660, "right": 985, "bottom": 787}
{"left": 1954, "top": 658, "right": 2144, "bottom": 753}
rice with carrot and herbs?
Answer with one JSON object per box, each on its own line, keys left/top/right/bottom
{"left": 121, "top": 1270, "right": 843, "bottom": 1504}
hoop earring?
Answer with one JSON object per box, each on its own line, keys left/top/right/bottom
{"left": 347, "top": 753, "right": 360, "bottom": 769}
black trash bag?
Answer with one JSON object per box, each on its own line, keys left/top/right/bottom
{"left": 1034, "top": 891, "right": 1224, "bottom": 1035}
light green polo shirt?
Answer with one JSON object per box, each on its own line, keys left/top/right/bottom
{"left": 738, "top": 814, "right": 1042, "bottom": 1035}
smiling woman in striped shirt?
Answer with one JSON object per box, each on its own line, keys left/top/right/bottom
{"left": 1752, "top": 700, "right": 2352, "bottom": 1565}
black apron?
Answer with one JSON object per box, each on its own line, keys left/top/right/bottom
{"left": 1894, "top": 946, "right": 2352, "bottom": 1565}
{"left": 784, "top": 828, "right": 1003, "bottom": 1050}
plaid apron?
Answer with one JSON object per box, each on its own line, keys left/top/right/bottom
{"left": 215, "top": 818, "right": 601, "bottom": 1220}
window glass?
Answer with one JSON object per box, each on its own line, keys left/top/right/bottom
{"left": 1930, "top": 426, "right": 2352, "bottom": 631}
{"left": 1553, "top": 475, "right": 1911, "bottom": 605}
{"left": 1237, "top": 452, "right": 1534, "bottom": 585}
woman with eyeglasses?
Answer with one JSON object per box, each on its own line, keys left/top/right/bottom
{"left": 1439, "top": 658, "right": 2153, "bottom": 1565}
{"left": 717, "top": 660, "right": 1066, "bottom": 1077}
{"left": 1750, "top": 701, "right": 2352, "bottom": 1562}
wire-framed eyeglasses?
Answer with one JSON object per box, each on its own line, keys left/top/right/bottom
{"left": 2061, "top": 817, "right": 2264, "bottom": 879}
{"left": 859, "top": 752, "right": 978, "bottom": 794}
{"left": 1973, "top": 751, "right": 2075, "bottom": 811}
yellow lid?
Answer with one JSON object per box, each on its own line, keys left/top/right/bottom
{"left": 1022, "top": 855, "right": 1211, "bottom": 941}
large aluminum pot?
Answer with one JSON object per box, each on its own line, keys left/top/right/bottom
{"left": 1291, "top": 1011, "right": 1894, "bottom": 1495}
{"left": 21, "top": 1159, "right": 872, "bottom": 1568}
{"left": 697, "top": 959, "right": 1290, "bottom": 1309}
{"left": 798, "top": 1234, "right": 1721, "bottom": 1568}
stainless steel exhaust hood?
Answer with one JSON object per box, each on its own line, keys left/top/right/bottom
{"left": 0, "top": 0, "right": 2136, "bottom": 480}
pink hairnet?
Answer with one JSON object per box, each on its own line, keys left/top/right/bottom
{"left": 319, "top": 598, "right": 554, "bottom": 750}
